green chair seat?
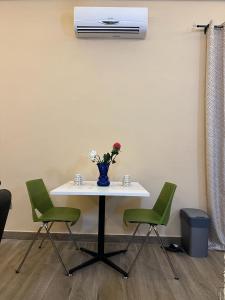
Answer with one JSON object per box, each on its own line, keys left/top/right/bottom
{"left": 123, "top": 182, "right": 179, "bottom": 280}
{"left": 16, "top": 179, "right": 81, "bottom": 276}
{"left": 124, "top": 209, "right": 161, "bottom": 225}
{"left": 39, "top": 207, "right": 80, "bottom": 223}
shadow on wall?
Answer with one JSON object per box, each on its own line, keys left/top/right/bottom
{"left": 196, "top": 31, "right": 207, "bottom": 210}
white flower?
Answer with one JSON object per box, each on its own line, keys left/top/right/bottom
{"left": 89, "top": 150, "right": 97, "bottom": 162}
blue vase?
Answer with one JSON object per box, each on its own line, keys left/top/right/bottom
{"left": 97, "top": 163, "right": 110, "bottom": 186}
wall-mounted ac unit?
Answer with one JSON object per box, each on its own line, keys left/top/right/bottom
{"left": 74, "top": 7, "right": 148, "bottom": 39}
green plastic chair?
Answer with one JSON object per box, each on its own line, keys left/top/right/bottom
{"left": 123, "top": 182, "right": 179, "bottom": 279}
{"left": 16, "top": 179, "right": 81, "bottom": 276}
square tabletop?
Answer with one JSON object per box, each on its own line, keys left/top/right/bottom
{"left": 50, "top": 181, "right": 150, "bottom": 197}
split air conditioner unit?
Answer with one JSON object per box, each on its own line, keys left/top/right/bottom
{"left": 74, "top": 7, "right": 148, "bottom": 39}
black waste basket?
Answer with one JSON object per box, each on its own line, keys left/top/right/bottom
{"left": 180, "top": 208, "right": 210, "bottom": 257}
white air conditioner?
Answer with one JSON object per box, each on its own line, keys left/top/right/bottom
{"left": 74, "top": 7, "right": 148, "bottom": 39}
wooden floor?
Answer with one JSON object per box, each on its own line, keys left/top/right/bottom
{"left": 0, "top": 239, "right": 223, "bottom": 300}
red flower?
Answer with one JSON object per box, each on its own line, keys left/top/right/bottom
{"left": 113, "top": 142, "right": 121, "bottom": 150}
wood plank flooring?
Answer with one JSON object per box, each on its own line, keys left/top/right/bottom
{"left": 0, "top": 239, "right": 223, "bottom": 300}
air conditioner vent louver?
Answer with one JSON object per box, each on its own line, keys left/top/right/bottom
{"left": 74, "top": 7, "right": 148, "bottom": 39}
{"left": 77, "top": 26, "right": 140, "bottom": 34}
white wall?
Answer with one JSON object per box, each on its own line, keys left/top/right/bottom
{"left": 1, "top": 0, "right": 224, "bottom": 236}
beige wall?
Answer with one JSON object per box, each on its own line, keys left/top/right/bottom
{"left": 1, "top": 0, "right": 224, "bottom": 236}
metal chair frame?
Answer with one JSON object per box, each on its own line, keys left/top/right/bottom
{"left": 126, "top": 223, "right": 179, "bottom": 280}
{"left": 15, "top": 222, "right": 79, "bottom": 276}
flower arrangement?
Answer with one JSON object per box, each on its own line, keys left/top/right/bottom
{"left": 89, "top": 142, "right": 121, "bottom": 165}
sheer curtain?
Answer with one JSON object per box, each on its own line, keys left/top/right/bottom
{"left": 206, "top": 21, "right": 225, "bottom": 250}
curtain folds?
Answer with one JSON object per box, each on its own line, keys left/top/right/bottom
{"left": 206, "top": 21, "right": 225, "bottom": 250}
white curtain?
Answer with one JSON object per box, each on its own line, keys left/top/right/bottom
{"left": 206, "top": 21, "right": 225, "bottom": 250}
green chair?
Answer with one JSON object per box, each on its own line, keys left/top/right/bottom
{"left": 15, "top": 179, "right": 81, "bottom": 276}
{"left": 123, "top": 182, "right": 179, "bottom": 280}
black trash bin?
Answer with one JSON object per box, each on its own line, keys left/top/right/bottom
{"left": 180, "top": 208, "right": 210, "bottom": 257}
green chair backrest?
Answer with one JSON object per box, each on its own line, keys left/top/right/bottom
{"left": 26, "top": 179, "right": 53, "bottom": 222}
{"left": 152, "top": 182, "right": 177, "bottom": 225}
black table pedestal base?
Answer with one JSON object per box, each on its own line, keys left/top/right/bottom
{"left": 69, "top": 247, "right": 128, "bottom": 277}
{"left": 68, "top": 195, "right": 128, "bottom": 278}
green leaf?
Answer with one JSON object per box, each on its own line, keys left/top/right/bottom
{"left": 103, "top": 153, "right": 110, "bottom": 163}
{"left": 111, "top": 149, "right": 118, "bottom": 155}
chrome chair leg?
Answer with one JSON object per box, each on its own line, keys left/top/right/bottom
{"left": 44, "top": 223, "right": 69, "bottom": 276}
{"left": 65, "top": 222, "right": 79, "bottom": 250}
{"left": 125, "top": 223, "right": 140, "bottom": 251}
{"left": 127, "top": 225, "right": 153, "bottom": 274}
{"left": 38, "top": 222, "right": 54, "bottom": 249}
{"left": 16, "top": 225, "right": 43, "bottom": 273}
{"left": 153, "top": 226, "right": 179, "bottom": 280}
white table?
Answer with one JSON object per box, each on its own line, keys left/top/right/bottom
{"left": 50, "top": 181, "right": 150, "bottom": 277}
